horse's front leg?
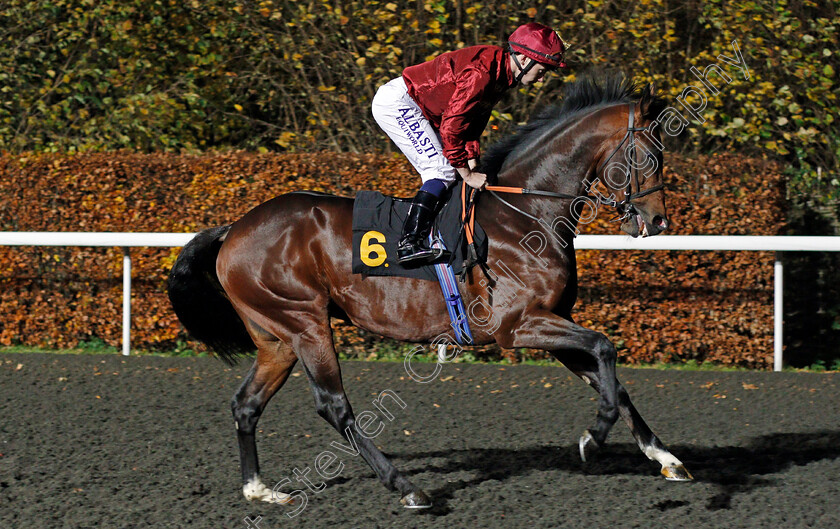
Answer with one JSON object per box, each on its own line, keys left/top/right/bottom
{"left": 505, "top": 311, "right": 620, "bottom": 456}
{"left": 558, "top": 350, "right": 693, "bottom": 481}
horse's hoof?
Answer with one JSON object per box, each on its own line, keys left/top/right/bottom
{"left": 579, "top": 430, "right": 600, "bottom": 463}
{"left": 243, "top": 477, "right": 295, "bottom": 504}
{"left": 400, "top": 490, "right": 433, "bottom": 509}
{"left": 661, "top": 464, "right": 694, "bottom": 481}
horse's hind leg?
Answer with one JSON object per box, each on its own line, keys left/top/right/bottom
{"left": 556, "top": 350, "right": 693, "bottom": 481}
{"left": 232, "top": 327, "right": 298, "bottom": 503}
{"left": 292, "top": 320, "right": 432, "bottom": 509}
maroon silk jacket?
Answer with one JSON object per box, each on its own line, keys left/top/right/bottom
{"left": 402, "top": 45, "right": 516, "bottom": 168}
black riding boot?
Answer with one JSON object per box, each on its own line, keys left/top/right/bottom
{"left": 397, "top": 190, "right": 451, "bottom": 265}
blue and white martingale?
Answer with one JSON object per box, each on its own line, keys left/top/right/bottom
{"left": 429, "top": 231, "right": 473, "bottom": 346}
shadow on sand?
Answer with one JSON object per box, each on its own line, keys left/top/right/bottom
{"left": 378, "top": 430, "right": 840, "bottom": 515}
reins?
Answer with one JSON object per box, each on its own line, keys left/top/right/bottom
{"left": 484, "top": 186, "right": 593, "bottom": 223}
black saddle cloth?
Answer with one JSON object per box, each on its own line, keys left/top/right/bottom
{"left": 351, "top": 182, "right": 487, "bottom": 281}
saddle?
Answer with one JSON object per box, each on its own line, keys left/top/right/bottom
{"left": 351, "top": 182, "right": 487, "bottom": 282}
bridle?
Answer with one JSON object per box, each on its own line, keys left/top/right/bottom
{"left": 593, "top": 101, "right": 665, "bottom": 222}
{"left": 483, "top": 101, "right": 665, "bottom": 224}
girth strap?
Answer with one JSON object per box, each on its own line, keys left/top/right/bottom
{"left": 458, "top": 184, "right": 481, "bottom": 281}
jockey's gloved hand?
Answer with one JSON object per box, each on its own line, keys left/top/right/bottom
{"left": 457, "top": 167, "right": 487, "bottom": 190}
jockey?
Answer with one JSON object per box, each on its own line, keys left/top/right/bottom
{"left": 371, "top": 22, "right": 566, "bottom": 265}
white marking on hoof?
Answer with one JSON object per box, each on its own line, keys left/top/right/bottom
{"left": 643, "top": 444, "right": 682, "bottom": 467}
{"left": 579, "top": 430, "right": 599, "bottom": 463}
{"left": 642, "top": 445, "right": 694, "bottom": 481}
{"left": 243, "top": 476, "right": 292, "bottom": 504}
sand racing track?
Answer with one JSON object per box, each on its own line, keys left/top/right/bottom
{"left": 1, "top": 352, "right": 838, "bottom": 528}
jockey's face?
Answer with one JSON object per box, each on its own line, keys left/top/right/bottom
{"left": 514, "top": 54, "right": 554, "bottom": 85}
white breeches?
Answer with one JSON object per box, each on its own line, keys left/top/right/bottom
{"left": 371, "top": 76, "right": 457, "bottom": 185}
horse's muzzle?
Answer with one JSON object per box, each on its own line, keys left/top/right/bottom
{"left": 622, "top": 212, "right": 669, "bottom": 237}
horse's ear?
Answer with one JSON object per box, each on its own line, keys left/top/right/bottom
{"left": 640, "top": 82, "right": 656, "bottom": 116}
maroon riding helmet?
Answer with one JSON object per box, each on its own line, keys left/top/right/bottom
{"left": 508, "top": 22, "right": 566, "bottom": 82}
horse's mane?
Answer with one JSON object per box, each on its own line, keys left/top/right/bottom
{"left": 480, "top": 71, "right": 668, "bottom": 178}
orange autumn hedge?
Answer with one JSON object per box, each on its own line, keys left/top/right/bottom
{"left": 0, "top": 151, "right": 783, "bottom": 367}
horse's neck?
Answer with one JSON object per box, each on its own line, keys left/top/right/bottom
{"left": 515, "top": 117, "right": 604, "bottom": 191}
{"left": 491, "top": 124, "right": 603, "bottom": 231}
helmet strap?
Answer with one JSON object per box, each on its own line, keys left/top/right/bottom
{"left": 510, "top": 52, "right": 537, "bottom": 84}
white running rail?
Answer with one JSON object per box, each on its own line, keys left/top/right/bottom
{"left": 2, "top": 232, "right": 839, "bottom": 370}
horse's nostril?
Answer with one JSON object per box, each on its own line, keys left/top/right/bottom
{"left": 653, "top": 216, "right": 668, "bottom": 231}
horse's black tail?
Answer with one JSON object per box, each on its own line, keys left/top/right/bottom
{"left": 167, "top": 226, "right": 255, "bottom": 365}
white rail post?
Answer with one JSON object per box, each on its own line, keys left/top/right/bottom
{"left": 774, "top": 253, "right": 783, "bottom": 372}
{"left": 122, "top": 247, "right": 131, "bottom": 356}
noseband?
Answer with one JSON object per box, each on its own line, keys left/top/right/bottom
{"left": 484, "top": 101, "right": 665, "bottom": 224}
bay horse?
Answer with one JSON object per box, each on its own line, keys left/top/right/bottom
{"left": 168, "top": 73, "right": 692, "bottom": 509}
